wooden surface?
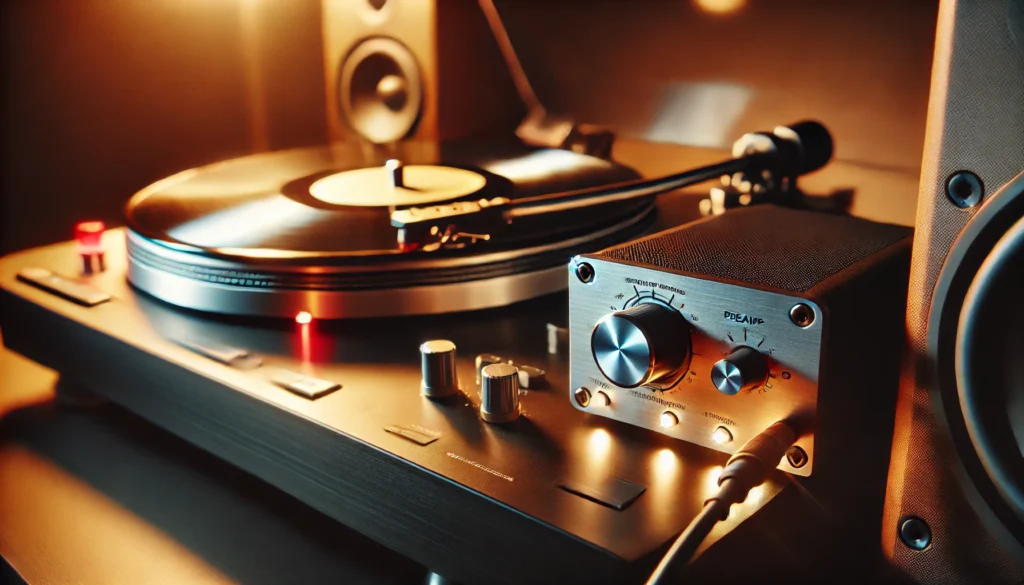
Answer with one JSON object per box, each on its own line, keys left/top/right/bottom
{"left": 0, "top": 334, "right": 426, "bottom": 585}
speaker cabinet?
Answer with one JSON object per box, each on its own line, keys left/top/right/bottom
{"left": 883, "top": 0, "right": 1024, "bottom": 582}
{"left": 321, "top": 0, "right": 523, "bottom": 145}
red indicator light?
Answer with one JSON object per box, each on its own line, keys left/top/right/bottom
{"left": 75, "top": 221, "right": 106, "bottom": 252}
{"left": 295, "top": 311, "right": 313, "bottom": 325}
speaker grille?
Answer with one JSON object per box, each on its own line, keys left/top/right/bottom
{"left": 598, "top": 205, "right": 910, "bottom": 292}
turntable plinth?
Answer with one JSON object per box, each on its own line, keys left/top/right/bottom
{"left": 0, "top": 233, "right": 786, "bottom": 585}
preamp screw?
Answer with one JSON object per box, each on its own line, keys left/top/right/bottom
{"left": 789, "top": 303, "right": 815, "bottom": 327}
{"left": 946, "top": 171, "right": 984, "bottom": 209}
{"left": 575, "top": 262, "right": 595, "bottom": 284}
{"left": 574, "top": 387, "right": 592, "bottom": 407}
{"left": 898, "top": 516, "right": 932, "bottom": 551}
{"left": 786, "top": 446, "right": 808, "bottom": 468}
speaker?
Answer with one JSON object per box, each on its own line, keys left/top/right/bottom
{"left": 321, "top": 0, "right": 523, "bottom": 145}
{"left": 883, "top": 0, "right": 1024, "bottom": 583}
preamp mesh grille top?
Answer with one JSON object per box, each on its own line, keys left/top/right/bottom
{"left": 599, "top": 205, "right": 912, "bottom": 292}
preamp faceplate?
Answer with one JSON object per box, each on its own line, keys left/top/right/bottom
{"left": 569, "top": 256, "right": 822, "bottom": 476}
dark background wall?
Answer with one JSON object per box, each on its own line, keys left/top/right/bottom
{"left": 1, "top": 0, "right": 938, "bottom": 255}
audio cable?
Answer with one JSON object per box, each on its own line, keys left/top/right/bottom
{"left": 643, "top": 421, "right": 798, "bottom": 585}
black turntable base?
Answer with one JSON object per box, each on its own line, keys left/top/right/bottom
{"left": 0, "top": 235, "right": 794, "bottom": 585}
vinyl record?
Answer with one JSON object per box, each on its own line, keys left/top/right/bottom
{"left": 124, "top": 139, "right": 656, "bottom": 319}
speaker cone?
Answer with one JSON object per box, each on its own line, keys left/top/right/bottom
{"left": 338, "top": 37, "right": 423, "bottom": 144}
{"left": 930, "top": 170, "right": 1024, "bottom": 558}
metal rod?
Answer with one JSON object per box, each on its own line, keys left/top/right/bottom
{"left": 503, "top": 157, "right": 748, "bottom": 219}
{"left": 477, "top": 0, "right": 544, "bottom": 114}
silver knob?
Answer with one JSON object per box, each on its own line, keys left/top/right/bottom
{"left": 480, "top": 363, "right": 520, "bottom": 423}
{"left": 474, "top": 353, "right": 506, "bottom": 384}
{"left": 420, "top": 339, "right": 459, "bottom": 398}
{"left": 711, "top": 346, "right": 769, "bottom": 395}
{"left": 591, "top": 303, "right": 690, "bottom": 389}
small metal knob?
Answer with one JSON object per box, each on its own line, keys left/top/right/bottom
{"left": 474, "top": 353, "right": 505, "bottom": 384}
{"left": 420, "top": 339, "right": 459, "bottom": 398}
{"left": 480, "top": 363, "right": 520, "bottom": 423}
{"left": 711, "top": 346, "right": 769, "bottom": 395}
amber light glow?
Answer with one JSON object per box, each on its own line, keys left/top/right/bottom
{"left": 693, "top": 0, "right": 746, "bottom": 15}
{"left": 295, "top": 311, "right": 313, "bottom": 325}
{"left": 587, "top": 428, "right": 612, "bottom": 458}
{"left": 706, "top": 465, "right": 724, "bottom": 494}
{"left": 712, "top": 426, "right": 733, "bottom": 445}
{"left": 659, "top": 411, "right": 679, "bottom": 429}
{"left": 654, "top": 448, "right": 678, "bottom": 475}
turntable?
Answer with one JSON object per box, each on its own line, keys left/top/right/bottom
{"left": 0, "top": 117, "right": 849, "bottom": 584}
{"left": 122, "top": 139, "right": 651, "bottom": 319}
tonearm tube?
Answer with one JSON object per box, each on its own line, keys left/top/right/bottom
{"left": 391, "top": 120, "right": 834, "bottom": 249}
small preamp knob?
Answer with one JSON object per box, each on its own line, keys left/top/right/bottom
{"left": 711, "top": 346, "right": 769, "bottom": 395}
{"left": 480, "top": 363, "right": 521, "bottom": 423}
{"left": 591, "top": 303, "right": 691, "bottom": 389}
{"left": 420, "top": 339, "right": 460, "bottom": 398}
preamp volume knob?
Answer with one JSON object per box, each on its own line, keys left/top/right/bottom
{"left": 711, "top": 346, "right": 769, "bottom": 395}
{"left": 591, "top": 303, "right": 691, "bottom": 389}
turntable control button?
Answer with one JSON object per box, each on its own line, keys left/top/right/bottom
{"left": 269, "top": 368, "right": 341, "bottom": 399}
{"left": 173, "top": 337, "right": 262, "bottom": 369}
{"left": 480, "top": 363, "right": 521, "bottom": 424}
{"left": 16, "top": 267, "right": 111, "bottom": 307}
{"left": 420, "top": 339, "right": 460, "bottom": 398}
{"left": 517, "top": 365, "right": 546, "bottom": 389}
{"left": 475, "top": 353, "right": 506, "bottom": 384}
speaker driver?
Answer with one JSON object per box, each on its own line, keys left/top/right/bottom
{"left": 338, "top": 37, "right": 423, "bottom": 144}
{"left": 930, "top": 170, "right": 1024, "bottom": 559}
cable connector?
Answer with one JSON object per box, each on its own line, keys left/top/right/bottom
{"left": 644, "top": 420, "right": 798, "bottom": 585}
{"left": 706, "top": 421, "right": 797, "bottom": 519}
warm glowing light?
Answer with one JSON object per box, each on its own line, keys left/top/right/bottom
{"left": 75, "top": 221, "right": 105, "bottom": 253}
{"left": 295, "top": 311, "right": 313, "bottom": 325}
{"left": 693, "top": 0, "right": 746, "bottom": 15}
{"left": 706, "top": 465, "right": 724, "bottom": 493}
{"left": 643, "top": 82, "right": 752, "bottom": 147}
{"left": 482, "top": 149, "right": 595, "bottom": 181}
{"left": 654, "top": 448, "right": 678, "bottom": 475}
{"left": 659, "top": 411, "right": 679, "bottom": 429}
{"left": 588, "top": 428, "right": 612, "bottom": 457}
{"left": 712, "top": 426, "right": 733, "bottom": 445}
{"left": 592, "top": 391, "right": 610, "bottom": 407}
{"left": 747, "top": 485, "right": 764, "bottom": 504}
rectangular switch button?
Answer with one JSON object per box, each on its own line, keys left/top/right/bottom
{"left": 17, "top": 267, "right": 111, "bottom": 307}
{"left": 269, "top": 368, "right": 340, "bottom": 399}
{"left": 558, "top": 475, "right": 646, "bottom": 511}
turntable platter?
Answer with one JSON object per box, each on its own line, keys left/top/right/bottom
{"left": 123, "top": 140, "right": 655, "bottom": 318}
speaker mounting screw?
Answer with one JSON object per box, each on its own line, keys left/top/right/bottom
{"left": 946, "top": 171, "right": 984, "bottom": 208}
{"left": 575, "top": 262, "right": 595, "bottom": 284}
{"left": 789, "top": 303, "right": 815, "bottom": 327}
{"left": 898, "top": 516, "right": 932, "bottom": 551}
{"left": 786, "top": 446, "right": 808, "bottom": 468}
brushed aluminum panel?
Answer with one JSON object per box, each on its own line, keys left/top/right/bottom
{"left": 569, "top": 255, "right": 823, "bottom": 476}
